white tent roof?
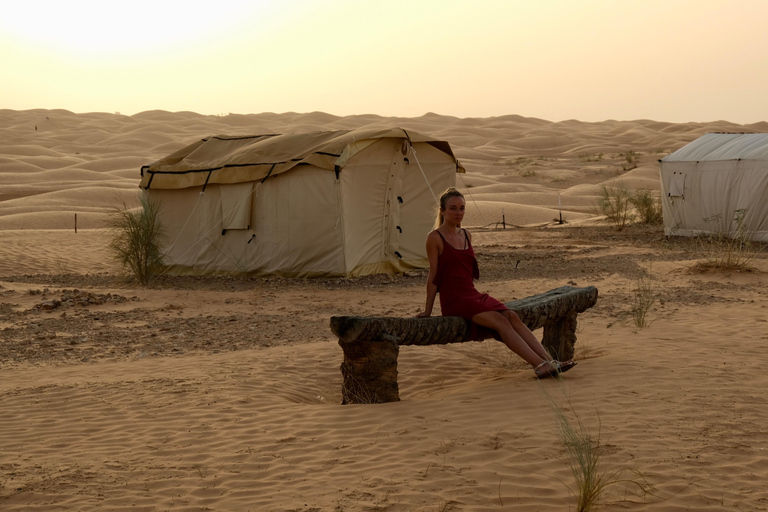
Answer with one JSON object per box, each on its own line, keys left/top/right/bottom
{"left": 662, "top": 133, "right": 768, "bottom": 163}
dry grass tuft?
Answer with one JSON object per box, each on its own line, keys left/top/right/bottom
{"left": 340, "top": 373, "right": 384, "bottom": 405}
{"left": 573, "top": 339, "right": 608, "bottom": 361}
{"left": 544, "top": 384, "right": 655, "bottom": 511}
{"left": 474, "top": 340, "right": 531, "bottom": 375}
{"left": 690, "top": 209, "right": 760, "bottom": 272}
{"left": 615, "top": 266, "right": 658, "bottom": 329}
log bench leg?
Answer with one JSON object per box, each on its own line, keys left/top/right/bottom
{"left": 542, "top": 310, "right": 577, "bottom": 362}
{"left": 339, "top": 339, "right": 400, "bottom": 404}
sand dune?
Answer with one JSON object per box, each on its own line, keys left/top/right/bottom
{"left": 1, "top": 109, "right": 767, "bottom": 511}
{"left": 3, "top": 108, "right": 729, "bottom": 233}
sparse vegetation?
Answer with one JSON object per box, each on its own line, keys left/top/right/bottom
{"left": 579, "top": 153, "right": 604, "bottom": 163}
{"left": 596, "top": 186, "right": 665, "bottom": 230}
{"left": 514, "top": 157, "right": 533, "bottom": 166}
{"left": 597, "top": 182, "right": 634, "bottom": 230}
{"left": 630, "top": 189, "right": 663, "bottom": 225}
{"left": 498, "top": 156, "right": 539, "bottom": 177}
{"left": 476, "top": 340, "right": 531, "bottom": 375}
{"left": 621, "top": 150, "right": 639, "bottom": 171}
{"left": 615, "top": 265, "right": 658, "bottom": 328}
{"left": 692, "top": 209, "right": 759, "bottom": 271}
{"left": 108, "top": 194, "right": 166, "bottom": 285}
{"left": 496, "top": 156, "right": 548, "bottom": 178}
{"left": 545, "top": 386, "right": 655, "bottom": 512}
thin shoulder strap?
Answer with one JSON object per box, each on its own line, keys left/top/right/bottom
{"left": 463, "top": 228, "right": 469, "bottom": 249}
{"left": 435, "top": 230, "right": 447, "bottom": 242}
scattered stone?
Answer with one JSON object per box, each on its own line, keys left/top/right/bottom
{"left": 29, "top": 290, "right": 128, "bottom": 312}
{"left": 39, "top": 300, "right": 62, "bottom": 311}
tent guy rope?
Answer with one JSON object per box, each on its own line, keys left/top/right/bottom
{"left": 407, "top": 142, "right": 438, "bottom": 205}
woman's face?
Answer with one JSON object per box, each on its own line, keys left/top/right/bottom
{"left": 442, "top": 196, "right": 465, "bottom": 224}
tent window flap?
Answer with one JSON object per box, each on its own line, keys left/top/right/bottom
{"left": 669, "top": 172, "right": 685, "bottom": 197}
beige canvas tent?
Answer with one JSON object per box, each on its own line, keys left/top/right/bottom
{"left": 139, "top": 127, "right": 464, "bottom": 277}
{"left": 659, "top": 132, "right": 768, "bottom": 242}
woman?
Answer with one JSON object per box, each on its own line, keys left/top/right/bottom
{"left": 416, "top": 188, "right": 575, "bottom": 379}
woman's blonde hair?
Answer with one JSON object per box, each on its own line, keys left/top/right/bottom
{"left": 435, "top": 187, "right": 465, "bottom": 228}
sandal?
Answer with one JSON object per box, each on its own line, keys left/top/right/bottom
{"left": 558, "top": 360, "right": 577, "bottom": 373}
{"left": 534, "top": 360, "right": 560, "bottom": 379}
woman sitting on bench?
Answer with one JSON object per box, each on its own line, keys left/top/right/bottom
{"left": 416, "top": 188, "right": 575, "bottom": 379}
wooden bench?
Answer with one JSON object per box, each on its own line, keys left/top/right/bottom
{"left": 330, "top": 285, "right": 598, "bottom": 404}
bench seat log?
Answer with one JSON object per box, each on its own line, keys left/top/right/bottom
{"left": 331, "top": 285, "right": 598, "bottom": 404}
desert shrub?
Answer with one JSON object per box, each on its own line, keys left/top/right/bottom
{"left": 630, "top": 189, "right": 663, "bottom": 225}
{"left": 692, "top": 209, "right": 758, "bottom": 271}
{"left": 108, "top": 194, "right": 165, "bottom": 284}
{"left": 597, "top": 182, "right": 634, "bottom": 230}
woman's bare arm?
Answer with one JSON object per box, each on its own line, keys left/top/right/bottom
{"left": 416, "top": 232, "right": 441, "bottom": 317}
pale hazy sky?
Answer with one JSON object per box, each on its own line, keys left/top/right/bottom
{"left": 2, "top": 0, "right": 767, "bottom": 123}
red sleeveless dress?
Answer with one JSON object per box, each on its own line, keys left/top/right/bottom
{"left": 433, "top": 230, "right": 508, "bottom": 320}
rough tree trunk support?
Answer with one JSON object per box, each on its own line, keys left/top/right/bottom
{"left": 331, "top": 285, "right": 598, "bottom": 404}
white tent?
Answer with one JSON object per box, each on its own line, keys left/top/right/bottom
{"left": 139, "top": 128, "right": 463, "bottom": 277}
{"left": 659, "top": 133, "right": 768, "bottom": 242}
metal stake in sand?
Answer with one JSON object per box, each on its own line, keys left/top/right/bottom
{"left": 75, "top": 213, "right": 77, "bottom": 233}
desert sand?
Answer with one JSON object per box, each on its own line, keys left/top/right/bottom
{"left": 1, "top": 109, "right": 768, "bottom": 511}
